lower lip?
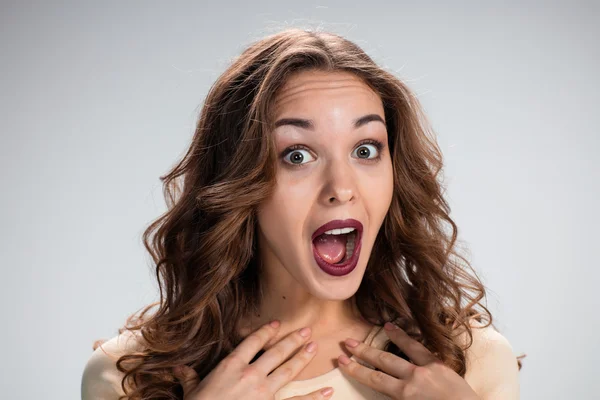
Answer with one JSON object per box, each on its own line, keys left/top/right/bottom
{"left": 312, "top": 232, "right": 362, "bottom": 277}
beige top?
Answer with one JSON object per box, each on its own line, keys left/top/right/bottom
{"left": 82, "top": 319, "right": 522, "bottom": 399}
{"left": 81, "top": 325, "right": 392, "bottom": 400}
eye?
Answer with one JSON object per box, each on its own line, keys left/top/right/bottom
{"left": 352, "top": 140, "right": 383, "bottom": 160}
{"left": 282, "top": 146, "right": 315, "bottom": 166}
{"left": 281, "top": 139, "right": 384, "bottom": 168}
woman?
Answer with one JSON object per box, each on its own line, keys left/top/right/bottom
{"left": 82, "top": 28, "right": 524, "bottom": 400}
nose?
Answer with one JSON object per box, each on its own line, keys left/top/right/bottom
{"left": 321, "top": 160, "right": 357, "bottom": 206}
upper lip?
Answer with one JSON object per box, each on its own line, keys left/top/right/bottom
{"left": 311, "top": 218, "right": 363, "bottom": 241}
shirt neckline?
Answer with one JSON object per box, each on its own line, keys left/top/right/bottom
{"left": 281, "top": 324, "right": 384, "bottom": 390}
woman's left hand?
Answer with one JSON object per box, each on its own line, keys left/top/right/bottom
{"left": 337, "top": 322, "right": 480, "bottom": 400}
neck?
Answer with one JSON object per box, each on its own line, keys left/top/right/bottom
{"left": 238, "top": 271, "right": 369, "bottom": 342}
{"left": 265, "top": 292, "right": 360, "bottom": 333}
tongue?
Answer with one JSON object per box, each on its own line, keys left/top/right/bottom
{"left": 313, "top": 234, "right": 347, "bottom": 264}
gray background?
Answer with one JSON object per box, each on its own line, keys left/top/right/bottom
{"left": 1, "top": 1, "right": 598, "bottom": 399}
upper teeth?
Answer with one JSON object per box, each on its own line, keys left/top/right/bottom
{"left": 324, "top": 227, "right": 356, "bottom": 235}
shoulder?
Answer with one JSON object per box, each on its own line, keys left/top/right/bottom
{"left": 460, "top": 319, "right": 520, "bottom": 400}
{"left": 81, "top": 329, "right": 145, "bottom": 400}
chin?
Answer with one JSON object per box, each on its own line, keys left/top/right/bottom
{"left": 311, "top": 285, "right": 359, "bottom": 301}
{"left": 308, "top": 263, "right": 366, "bottom": 300}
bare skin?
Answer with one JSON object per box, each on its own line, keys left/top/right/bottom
{"left": 174, "top": 321, "right": 336, "bottom": 399}
{"left": 235, "top": 302, "right": 374, "bottom": 381}
{"left": 246, "top": 69, "right": 393, "bottom": 380}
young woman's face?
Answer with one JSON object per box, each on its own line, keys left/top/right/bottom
{"left": 256, "top": 69, "right": 394, "bottom": 300}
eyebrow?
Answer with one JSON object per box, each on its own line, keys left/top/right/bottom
{"left": 273, "top": 113, "right": 386, "bottom": 130}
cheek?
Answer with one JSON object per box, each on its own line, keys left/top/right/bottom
{"left": 364, "top": 165, "right": 394, "bottom": 215}
{"left": 257, "top": 180, "right": 313, "bottom": 241}
{"left": 273, "top": 173, "right": 316, "bottom": 211}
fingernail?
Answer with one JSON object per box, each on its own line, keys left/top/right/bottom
{"left": 344, "top": 338, "right": 359, "bottom": 348}
{"left": 321, "top": 387, "right": 334, "bottom": 397}
{"left": 338, "top": 355, "right": 352, "bottom": 365}
{"left": 299, "top": 327, "right": 311, "bottom": 337}
{"left": 306, "top": 341, "right": 317, "bottom": 353}
{"left": 384, "top": 322, "right": 397, "bottom": 330}
{"left": 270, "top": 320, "right": 280, "bottom": 328}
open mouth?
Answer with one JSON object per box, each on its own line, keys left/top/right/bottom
{"left": 311, "top": 219, "right": 363, "bottom": 276}
{"left": 313, "top": 229, "right": 358, "bottom": 265}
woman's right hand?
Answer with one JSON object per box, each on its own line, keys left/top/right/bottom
{"left": 173, "top": 320, "right": 334, "bottom": 400}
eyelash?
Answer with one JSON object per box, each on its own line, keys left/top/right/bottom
{"left": 280, "top": 139, "right": 385, "bottom": 168}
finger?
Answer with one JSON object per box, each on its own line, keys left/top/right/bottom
{"left": 343, "top": 338, "right": 414, "bottom": 379}
{"left": 253, "top": 327, "right": 312, "bottom": 375}
{"left": 384, "top": 323, "right": 438, "bottom": 366}
{"left": 230, "top": 320, "right": 280, "bottom": 364}
{"left": 266, "top": 340, "right": 317, "bottom": 392}
{"left": 284, "top": 387, "right": 334, "bottom": 399}
{"left": 337, "top": 355, "right": 400, "bottom": 398}
{"left": 173, "top": 365, "right": 199, "bottom": 394}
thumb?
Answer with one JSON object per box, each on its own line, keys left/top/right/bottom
{"left": 285, "top": 387, "right": 334, "bottom": 400}
{"left": 173, "top": 365, "right": 199, "bottom": 394}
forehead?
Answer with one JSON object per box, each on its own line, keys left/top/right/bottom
{"left": 271, "top": 70, "right": 383, "bottom": 118}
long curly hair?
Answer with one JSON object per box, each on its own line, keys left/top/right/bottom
{"left": 97, "top": 28, "right": 525, "bottom": 399}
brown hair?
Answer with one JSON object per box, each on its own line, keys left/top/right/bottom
{"left": 99, "top": 28, "right": 525, "bottom": 399}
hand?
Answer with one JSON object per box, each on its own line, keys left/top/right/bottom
{"left": 337, "top": 322, "right": 480, "bottom": 400}
{"left": 173, "top": 320, "right": 335, "bottom": 400}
